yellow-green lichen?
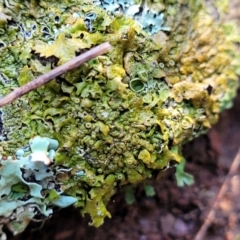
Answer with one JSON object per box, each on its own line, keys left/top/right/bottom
{"left": 0, "top": 0, "right": 239, "bottom": 236}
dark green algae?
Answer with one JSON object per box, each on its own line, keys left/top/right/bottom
{"left": 0, "top": 0, "right": 239, "bottom": 232}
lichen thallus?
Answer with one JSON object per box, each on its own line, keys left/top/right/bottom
{"left": 0, "top": 42, "right": 112, "bottom": 107}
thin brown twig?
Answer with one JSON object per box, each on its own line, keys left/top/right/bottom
{"left": 194, "top": 148, "right": 240, "bottom": 240}
{"left": 0, "top": 42, "right": 112, "bottom": 107}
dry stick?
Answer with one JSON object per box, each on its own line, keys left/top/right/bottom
{"left": 194, "top": 149, "right": 240, "bottom": 240}
{"left": 0, "top": 42, "right": 112, "bottom": 107}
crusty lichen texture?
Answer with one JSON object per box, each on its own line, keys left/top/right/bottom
{"left": 0, "top": 0, "right": 239, "bottom": 235}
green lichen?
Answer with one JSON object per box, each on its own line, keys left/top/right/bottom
{"left": 0, "top": 0, "right": 239, "bottom": 236}
{"left": 94, "top": 0, "right": 170, "bottom": 34}
{"left": 0, "top": 136, "right": 77, "bottom": 237}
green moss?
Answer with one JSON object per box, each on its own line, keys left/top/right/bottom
{"left": 0, "top": 0, "right": 239, "bottom": 236}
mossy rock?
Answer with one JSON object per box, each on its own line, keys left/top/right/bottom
{"left": 0, "top": 0, "right": 239, "bottom": 237}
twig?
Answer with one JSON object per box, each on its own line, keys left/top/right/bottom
{"left": 0, "top": 42, "right": 112, "bottom": 107}
{"left": 194, "top": 149, "right": 240, "bottom": 240}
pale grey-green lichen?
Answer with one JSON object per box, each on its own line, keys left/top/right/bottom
{"left": 0, "top": 136, "right": 77, "bottom": 237}
{"left": 0, "top": 0, "right": 239, "bottom": 237}
{"left": 93, "top": 0, "right": 170, "bottom": 34}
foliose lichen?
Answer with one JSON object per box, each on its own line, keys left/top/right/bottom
{"left": 0, "top": 0, "right": 239, "bottom": 236}
{"left": 0, "top": 136, "right": 77, "bottom": 237}
{"left": 93, "top": 0, "right": 170, "bottom": 34}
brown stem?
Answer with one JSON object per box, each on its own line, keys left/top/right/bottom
{"left": 194, "top": 149, "right": 240, "bottom": 240}
{"left": 0, "top": 42, "right": 112, "bottom": 107}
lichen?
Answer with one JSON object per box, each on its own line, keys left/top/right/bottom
{"left": 93, "top": 0, "right": 170, "bottom": 34}
{"left": 0, "top": 136, "right": 77, "bottom": 237}
{"left": 0, "top": 0, "right": 239, "bottom": 236}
